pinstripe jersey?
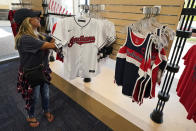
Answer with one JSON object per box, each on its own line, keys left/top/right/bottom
{"left": 52, "top": 17, "right": 116, "bottom": 80}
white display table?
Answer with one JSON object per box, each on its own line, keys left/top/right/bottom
{"left": 50, "top": 59, "right": 196, "bottom": 131}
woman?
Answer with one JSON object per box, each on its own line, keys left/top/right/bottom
{"left": 14, "top": 8, "right": 58, "bottom": 127}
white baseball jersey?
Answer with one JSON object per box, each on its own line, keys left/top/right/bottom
{"left": 53, "top": 17, "right": 116, "bottom": 80}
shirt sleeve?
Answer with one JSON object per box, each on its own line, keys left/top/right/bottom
{"left": 97, "top": 20, "right": 116, "bottom": 49}
{"left": 21, "top": 35, "right": 45, "bottom": 54}
{"left": 115, "top": 46, "right": 127, "bottom": 86}
{"left": 104, "top": 20, "right": 116, "bottom": 46}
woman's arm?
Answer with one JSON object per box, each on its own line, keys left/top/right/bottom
{"left": 41, "top": 41, "right": 63, "bottom": 50}
{"left": 40, "top": 42, "right": 56, "bottom": 50}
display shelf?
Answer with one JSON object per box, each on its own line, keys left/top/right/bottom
{"left": 50, "top": 59, "right": 196, "bottom": 131}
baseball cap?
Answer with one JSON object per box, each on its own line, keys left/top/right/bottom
{"left": 14, "top": 8, "right": 41, "bottom": 26}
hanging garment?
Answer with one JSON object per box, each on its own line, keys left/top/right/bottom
{"left": 137, "top": 28, "right": 167, "bottom": 104}
{"left": 115, "top": 26, "right": 167, "bottom": 104}
{"left": 8, "top": 10, "right": 18, "bottom": 36}
{"left": 52, "top": 17, "right": 116, "bottom": 80}
{"left": 176, "top": 45, "right": 196, "bottom": 122}
{"left": 115, "top": 27, "right": 152, "bottom": 97}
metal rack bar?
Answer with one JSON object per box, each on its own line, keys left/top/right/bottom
{"left": 150, "top": 0, "right": 196, "bottom": 124}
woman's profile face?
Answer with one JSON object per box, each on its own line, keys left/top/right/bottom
{"left": 29, "top": 17, "right": 41, "bottom": 29}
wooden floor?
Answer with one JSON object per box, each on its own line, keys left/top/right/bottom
{"left": 0, "top": 59, "right": 112, "bottom": 131}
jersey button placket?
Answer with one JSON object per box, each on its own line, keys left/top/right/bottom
{"left": 79, "top": 29, "right": 83, "bottom": 76}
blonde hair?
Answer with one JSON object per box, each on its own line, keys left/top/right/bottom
{"left": 15, "top": 17, "right": 45, "bottom": 50}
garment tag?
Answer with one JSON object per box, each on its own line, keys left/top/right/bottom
{"left": 78, "top": 19, "right": 86, "bottom": 22}
{"left": 89, "top": 70, "right": 95, "bottom": 73}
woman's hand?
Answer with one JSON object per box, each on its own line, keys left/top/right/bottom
{"left": 50, "top": 38, "right": 55, "bottom": 43}
{"left": 41, "top": 41, "right": 64, "bottom": 51}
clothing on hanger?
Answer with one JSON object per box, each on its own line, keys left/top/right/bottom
{"left": 115, "top": 25, "right": 167, "bottom": 104}
{"left": 176, "top": 45, "right": 196, "bottom": 123}
{"left": 128, "top": 17, "right": 175, "bottom": 50}
{"left": 114, "top": 6, "right": 175, "bottom": 104}
{"left": 52, "top": 16, "right": 116, "bottom": 80}
{"left": 115, "top": 27, "right": 152, "bottom": 102}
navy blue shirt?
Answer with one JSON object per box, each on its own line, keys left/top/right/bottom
{"left": 17, "top": 34, "right": 52, "bottom": 68}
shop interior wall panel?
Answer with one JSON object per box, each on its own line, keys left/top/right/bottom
{"left": 90, "top": 0, "right": 184, "bottom": 58}
{"left": 0, "top": 5, "right": 9, "bottom": 10}
{"left": 22, "top": 0, "right": 42, "bottom": 11}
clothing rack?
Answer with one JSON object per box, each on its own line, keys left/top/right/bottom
{"left": 120, "top": 6, "right": 163, "bottom": 35}
{"left": 91, "top": 0, "right": 184, "bottom": 59}
{"left": 11, "top": 3, "right": 31, "bottom": 6}
{"left": 80, "top": 1, "right": 106, "bottom": 14}
{"left": 11, "top": 2, "right": 32, "bottom": 9}
{"left": 140, "top": 6, "right": 161, "bottom": 17}
{"left": 150, "top": 0, "right": 196, "bottom": 123}
{"left": 47, "top": 13, "right": 74, "bottom": 17}
{"left": 85, "top": 0, "right": 88, "bottom": 13}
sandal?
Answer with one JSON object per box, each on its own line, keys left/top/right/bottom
{"left": 26, "top": 117, "right": 40, "bottom": 127}
{"left": 45, "top": 112, "right": 54, "bottom": 122}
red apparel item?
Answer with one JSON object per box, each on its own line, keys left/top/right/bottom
{"left": 8, "top": 10, "right": 18, "bottom": 36}
{"left": 52, "top": 23, "right": 64, "bottom": 62}
{"left": 151, "top": 48, "right": 167, "bottom": 97}
{"left": 128, "top": 31, "right": 167, "bottom": 104}
{"left": 176, "top": 45, "right": 196, "bottom": 123}
{"left": 51, "top": 23, "right": 57, "bottom": 34}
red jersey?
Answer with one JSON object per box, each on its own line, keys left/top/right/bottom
{"left": 177, "top": 45, "right": 196, "bottom": 122}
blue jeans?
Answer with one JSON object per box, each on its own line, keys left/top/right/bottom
{"left": 28, "top": 83, "right": 49, "bottom": 118}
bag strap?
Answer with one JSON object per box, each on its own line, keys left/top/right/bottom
{"left": 37, "top": 34, "right": 46, "bottom": 66}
